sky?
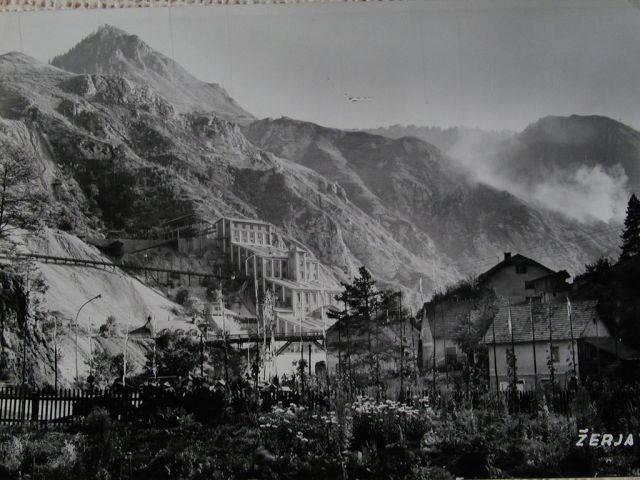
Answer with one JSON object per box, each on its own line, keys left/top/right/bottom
{"left": 1, "top": 0, "right": 640, "bottom": 131}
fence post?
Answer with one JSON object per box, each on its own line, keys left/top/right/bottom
{"left": 31, "top": 390, "right": 40, "bottom": 423}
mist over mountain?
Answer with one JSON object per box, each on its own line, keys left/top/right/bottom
{"left": 485, "top": 115, "right": 640, "bottom": 223}
{"left": 369, "top": 116, "right": 639, "bottom": 224}
{"left": 0, "top": 25, "right": 621, "bottom": 303}
{"left": 244, "top": 117, "right": 617, "bottom": 280}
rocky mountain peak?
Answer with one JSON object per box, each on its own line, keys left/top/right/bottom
{"left": 50, "top": 25, "right": 254, "bottom": 124}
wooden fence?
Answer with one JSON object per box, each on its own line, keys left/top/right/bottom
{"left": 0, "top": 387, "right": 332, "bottom": 426}
{"left": 0, "top": 387, "right": 144, "bottom": 425}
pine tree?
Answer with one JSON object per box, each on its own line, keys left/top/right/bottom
{"left": 620, "top": 194, "right": 640, "bottom": 260}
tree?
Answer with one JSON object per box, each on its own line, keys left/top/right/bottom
{"left": 99, "top": 316, "right": 117, "bottom": 337}
{"left": 87, "top": 349, "right": 130, "bottom": 389}
{"left": 620, "top": 193, "right": 640, "bottom": 260}
{"left": 145, "top": 331, "right": 201, "bottom": 378}
{"left": 327, "top": 266, "right": 384, "bottom": 395}
{"left": 336, "top": 266, "right": 382, "bottom": 370}
{"left": 0, "top": 144, "right": 46, "bottom": 239}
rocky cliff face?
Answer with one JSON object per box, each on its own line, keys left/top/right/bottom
{"left": 244, "top": 117, "right": 617, "bottom": 280}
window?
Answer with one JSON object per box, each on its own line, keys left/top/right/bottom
{"left": 250, "top": 224, "right": 254, "bottom": 230}
{"left": 524, "top": 280, "right": 534, "bottom": 289}
{"left": 233, "top": 231, "right": 239, "bottom": 241}
{"left": 242, "top": 231, "right": 247, "bottom": 242}
{"left": 445, "top": 347, "right": 457, "bottom": 365}
{"left": 516, "top": 265, "right": 527, "bottom": 274}
{"left": 250, "top": 232, "right": 255, "bottom": 242}
{"left": 550, "top": 346, "right": 559, "bottom": 362}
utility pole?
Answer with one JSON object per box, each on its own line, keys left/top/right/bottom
{"left": 53, "top": 315, "right": 58, "bottom": 391}
{"left": 530, "top": 298, "right": 538, "bottom": 391}
{"left": 399, "top": 292, "right": 404, "bottom": 401}
{"left": 200, "top": 327, "right": 204, "bottom": 377}
{"left": 219, "top": 267, "right": 229, "bottom": 386}
{"left": 432, "top": 305, "right": 437, "bottom": 395}
{"left": 22, "top": 263, "right": 29, "bottom": 387}
{"left": 122, "top": 322, "right": 129, "bottom": 387}
{"left": 491, "top": 312, "right": 499, "bottom": 392}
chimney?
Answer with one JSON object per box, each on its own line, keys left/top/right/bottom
{"left": 504, "top": 252, "right": 512, "bottom": 260}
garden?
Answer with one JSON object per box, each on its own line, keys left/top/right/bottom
{"left": 2, "top": 386, "right": 640, "bottom": 479}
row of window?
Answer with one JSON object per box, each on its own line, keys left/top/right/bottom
{"left": 233, "top": 229, "right": 271, "bottom": 245}
{"left": 231, "top": 221, "right": 269, "bottom": 231}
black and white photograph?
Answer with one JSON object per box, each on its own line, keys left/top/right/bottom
{"left": 1, "top": 0, "right": 640, "bottom": 477}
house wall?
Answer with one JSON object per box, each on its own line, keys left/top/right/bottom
{"left": 486, "top": 318, "right": 610, "bottom": 390}
{"left": 422, "top": 337, "right": 459, "bottom": 367}
{"left": 487, "top": 263, "right": 552, "bottom": 302}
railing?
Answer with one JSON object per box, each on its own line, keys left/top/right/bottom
{"left": 0, "top": 252, "right": 217, "bottom": 279}
{"left": 205, "top": 330, "right": 324, "bottom": 344}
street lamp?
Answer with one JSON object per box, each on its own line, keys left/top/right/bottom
{"left": 74, "top": 294, "right": 102, "bottom": 385}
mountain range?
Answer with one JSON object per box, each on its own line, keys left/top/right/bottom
{"left": 0, "top": 25, "right": 627, "bottom": 301}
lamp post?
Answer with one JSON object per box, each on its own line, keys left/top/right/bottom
{"left": 74, "top": 294, "right": 102, "bottom": 385}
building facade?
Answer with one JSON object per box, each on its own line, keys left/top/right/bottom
{"left": 482, "top": 299, "right": 611, "bottom": 391}
{"left": 479, "top": 252, "right": 568, "bottom": 303}
{"left": 213, "top": 216, "right": 341, "bottom": 332}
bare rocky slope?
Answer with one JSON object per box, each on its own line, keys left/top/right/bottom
{"left": 244, "top": 117, "right": 617, "bottom": 280}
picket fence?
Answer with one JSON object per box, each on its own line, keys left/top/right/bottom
{"left": 0, "top": 386, "right": 331, "bottom": 426}
{"left": 0, "top": 387, "right": 145, "bottom": 425}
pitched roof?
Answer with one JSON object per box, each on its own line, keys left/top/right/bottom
{"left": 482, "top": 299, "right": 600, "bottom": 344}
{"left": 424, "top": 299, "right": 480, "bottom": 338}
{"left": 479, "top": 253, "right": 554, "bottom": 280}
{"left": 530, "top": 269, "right": 570, "bottom": 283}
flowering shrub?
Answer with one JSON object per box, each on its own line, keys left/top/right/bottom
{"left": 350, "top": 397, "right": 433, "bottom": 451}
{"left": 256, "top": 403, "right": 346, "bottom": 478}
{"left": 259, "top": 403, "right": 342, "bottom": 456}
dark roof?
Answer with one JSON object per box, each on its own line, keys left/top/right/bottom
{"left": 479, "top": 253, "right": 554, "bottom": 281}
{"left": 129, "top": 317, "right": 154, "bottom": 337}
{"left": 530, "top": 270, "right": 570, "bottom": 283}
{"left": 424, "top": 299, "right": 478, "bottom": 339}
{"left": 483, "top": 299, "right": 600, "bottom": 344}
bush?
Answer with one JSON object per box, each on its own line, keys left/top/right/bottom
{"left": 175, "top": 289, "right": 189, "bottom": 305}
{"left": 85, "top": 407, "right": 113, "bottom": 441}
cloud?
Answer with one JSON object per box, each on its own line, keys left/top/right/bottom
{"left": 526, "top": 164, "right": 628, "bottom": 223}
{"left": 447, "top": 133, "right": 629, "bottom": 224}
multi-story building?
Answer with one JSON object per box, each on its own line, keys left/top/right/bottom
{"left": 213, "top": 216, "right": 341, "bottom": 332}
